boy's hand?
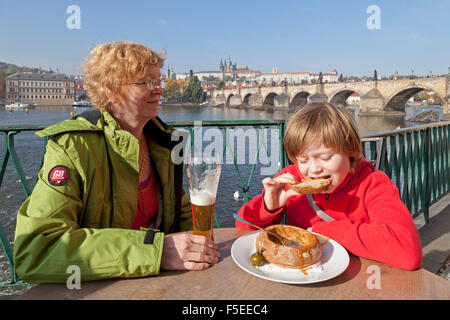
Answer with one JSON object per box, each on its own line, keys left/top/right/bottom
{"left": 262, "top": 173, "right": 299, "bottom": 211}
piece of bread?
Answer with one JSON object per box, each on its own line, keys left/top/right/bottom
{"left": 288, "top": 176, "right": 332, "bottom": 194}
{"left": 255, "top": 225, "right": 323, "bottom": 269}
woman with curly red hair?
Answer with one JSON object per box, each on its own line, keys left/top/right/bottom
{"left": 14, "top": 41, "right": 220, "bottom": 283}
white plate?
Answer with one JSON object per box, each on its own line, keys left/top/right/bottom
{"left": 231, "top": 231, "right": 350, "bottom": 284}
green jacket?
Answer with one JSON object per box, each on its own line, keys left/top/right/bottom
{"left": 13, "top": 110, "right": 192, "bottom": 283}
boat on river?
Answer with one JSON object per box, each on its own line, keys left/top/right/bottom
{"left": 72, "top": 100, "right": 93, "bottom": 107}
{"left": 5, "top": 102, "right": 36, "bottom": 110}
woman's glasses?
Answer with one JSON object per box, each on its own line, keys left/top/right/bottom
{"left": 127, "top": 77, "right": 165, "bottom": 90}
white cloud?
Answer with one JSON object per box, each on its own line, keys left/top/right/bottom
{"left": 156, "top": 19, "right": 168, "bottom": 26}
{"left": 406, "top": 31, "right": 432, "bottom": 43}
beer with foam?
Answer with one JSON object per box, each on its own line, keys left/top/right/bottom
{"left": 185, "top": 155, "right": 221, "bottom": 240}
{"left": 190, "top": 191, "right": 216, "bottom": 239}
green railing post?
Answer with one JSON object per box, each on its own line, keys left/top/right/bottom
{"left": 404, "top": 132, "right": 413, "bottom": 212}
{"left": 0, "top": 223, "right": 19, "bottom": 286}
{"left": 277, "top": 122, "right": 289, "bottom": 225}
{"left": 6, "top": 131, "right": 32, "bottom": 197}
{"left": 0, "top": 133, "right": 10, "bottom": 191}
{"left": 278, "top": 122, "right": 289, "bottom": 168}
{"left": 0, "top": 131, "right": 25, "bottom": 285}
{"left": 423, "top": 128, "right": 431, "bottom": 224}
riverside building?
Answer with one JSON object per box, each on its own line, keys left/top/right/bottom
{"left": 5, "top": 73, "right": 75, "bottom": 106}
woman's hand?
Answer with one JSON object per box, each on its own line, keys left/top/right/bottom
{"left": 160, "top": 233, "right": 221, "bottom": 271}
{"left": 263, "top": 173, "right": 299, "bottom": 211}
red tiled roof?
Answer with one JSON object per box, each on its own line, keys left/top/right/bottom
{"left": 310, "top": 73, "right": 338, "bottom": 76}
{"left": 224, "top": 70, "right": 261, "bottom": 74}
{"left": 262, "top": 72, "right": 309, "bottom": 75}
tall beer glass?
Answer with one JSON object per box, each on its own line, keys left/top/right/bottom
{"left": 185, "top": 155, "right": 221, "bottom": 240}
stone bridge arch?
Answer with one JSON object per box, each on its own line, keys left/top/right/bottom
{"left": 289, "top": 91, "right": 311, "bottom": 108}
{"left": 243, "top": 93, "right": 252, "bottom": 105}
{"left": 263, "top": 92, "right": 278, "bottom": 106}
{"left": 385, "top": 86, "right": 440, "bottom": 112}
{"left": 226, "top": 94, "right": 235, "bottom": 106}
{"left": 329, "top": 89, "right": 363, "bottom": 107}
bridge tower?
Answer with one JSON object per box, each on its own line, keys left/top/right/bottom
{"left": 308, "top": 79, "right": 327, "bottom": 104}
{"left": 360, "top": 72, "right": 384, "bottom": 114}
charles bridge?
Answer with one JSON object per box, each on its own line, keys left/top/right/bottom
{"left": 212, "top": 75, "right": 450, "bottom": 115}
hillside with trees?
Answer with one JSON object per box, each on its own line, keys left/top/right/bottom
{"left": 0, "top": 61, "right": 53, "bottom": 99}
{"left": 0, "top": 61, "right": 45, "bottom": 77}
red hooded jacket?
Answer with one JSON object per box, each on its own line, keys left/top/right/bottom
{"left": 236, "top": 158, "right": 422, "bottom": 270}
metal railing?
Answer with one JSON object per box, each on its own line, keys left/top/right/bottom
{"left": 169, "top": 120, "right": 288, "bottom": 204}
{"left": 1, "top": 120, "right": 450, "bottom": 286}
{"left": 1, "top": 126, "right": 48, "bottom": 286}
{"left": 362, "top": 121, "right": 450, "bottom": 223}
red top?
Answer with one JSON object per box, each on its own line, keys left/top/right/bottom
{"left": 132, "top": 171, "right": 158, "bottom": 230}
{"left": 236, "top": 158, "right": 423, "bottom": 270}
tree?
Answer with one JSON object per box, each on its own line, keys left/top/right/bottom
{"left": 162, "top": 78, "right": 188, "bottom": 101}
{"left": 419, "top": 91, "right": 429, "bottom": 101}
{"left": 339, "top": 74, "right": 344, "bottom": 82}
{"left": 163, "top": 78, "right": 179, "bottom": 100}
{"left": 189, "top": 76, "right": 203, "bottom": 103}
{"left": 182, "top": 76, "right": 203, "bottom": 103}
{"left": 433, "top": 93, "right": 442, "bottom": 104}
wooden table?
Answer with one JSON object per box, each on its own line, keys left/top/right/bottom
{"left": 17, "top": 228, "right": 450, "bottom": 300}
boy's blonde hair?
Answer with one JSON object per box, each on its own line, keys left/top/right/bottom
{"left": 81, "top": 41, "right": 166, "bottom": 111}
{"left": 283, "top": 102, "right": 362, "bottom": 170}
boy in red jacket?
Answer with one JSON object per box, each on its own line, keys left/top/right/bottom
{"left": 236, "top": 102, "right": 422, "bottom": 270}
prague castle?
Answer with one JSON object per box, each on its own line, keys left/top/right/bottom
{"left": 169, "top": 58, "right": 338, "bottom": 85}
{"left": 171, "top": 57, "right": 261, "bottom": 82}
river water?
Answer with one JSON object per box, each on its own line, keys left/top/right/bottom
{"left": 0, "top": 103, "right": 443, "bottom": 295}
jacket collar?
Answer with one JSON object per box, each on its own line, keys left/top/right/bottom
{"left": 99, "top": 110, "right": 179, "bottom": 150}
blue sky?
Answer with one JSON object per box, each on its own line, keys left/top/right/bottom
{"left": 1, "top": 0, "right": 449, "bottom": 77}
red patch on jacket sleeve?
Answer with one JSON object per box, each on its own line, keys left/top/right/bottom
{"left": 48, "top": 165, "right": 70, "bottom": 186}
